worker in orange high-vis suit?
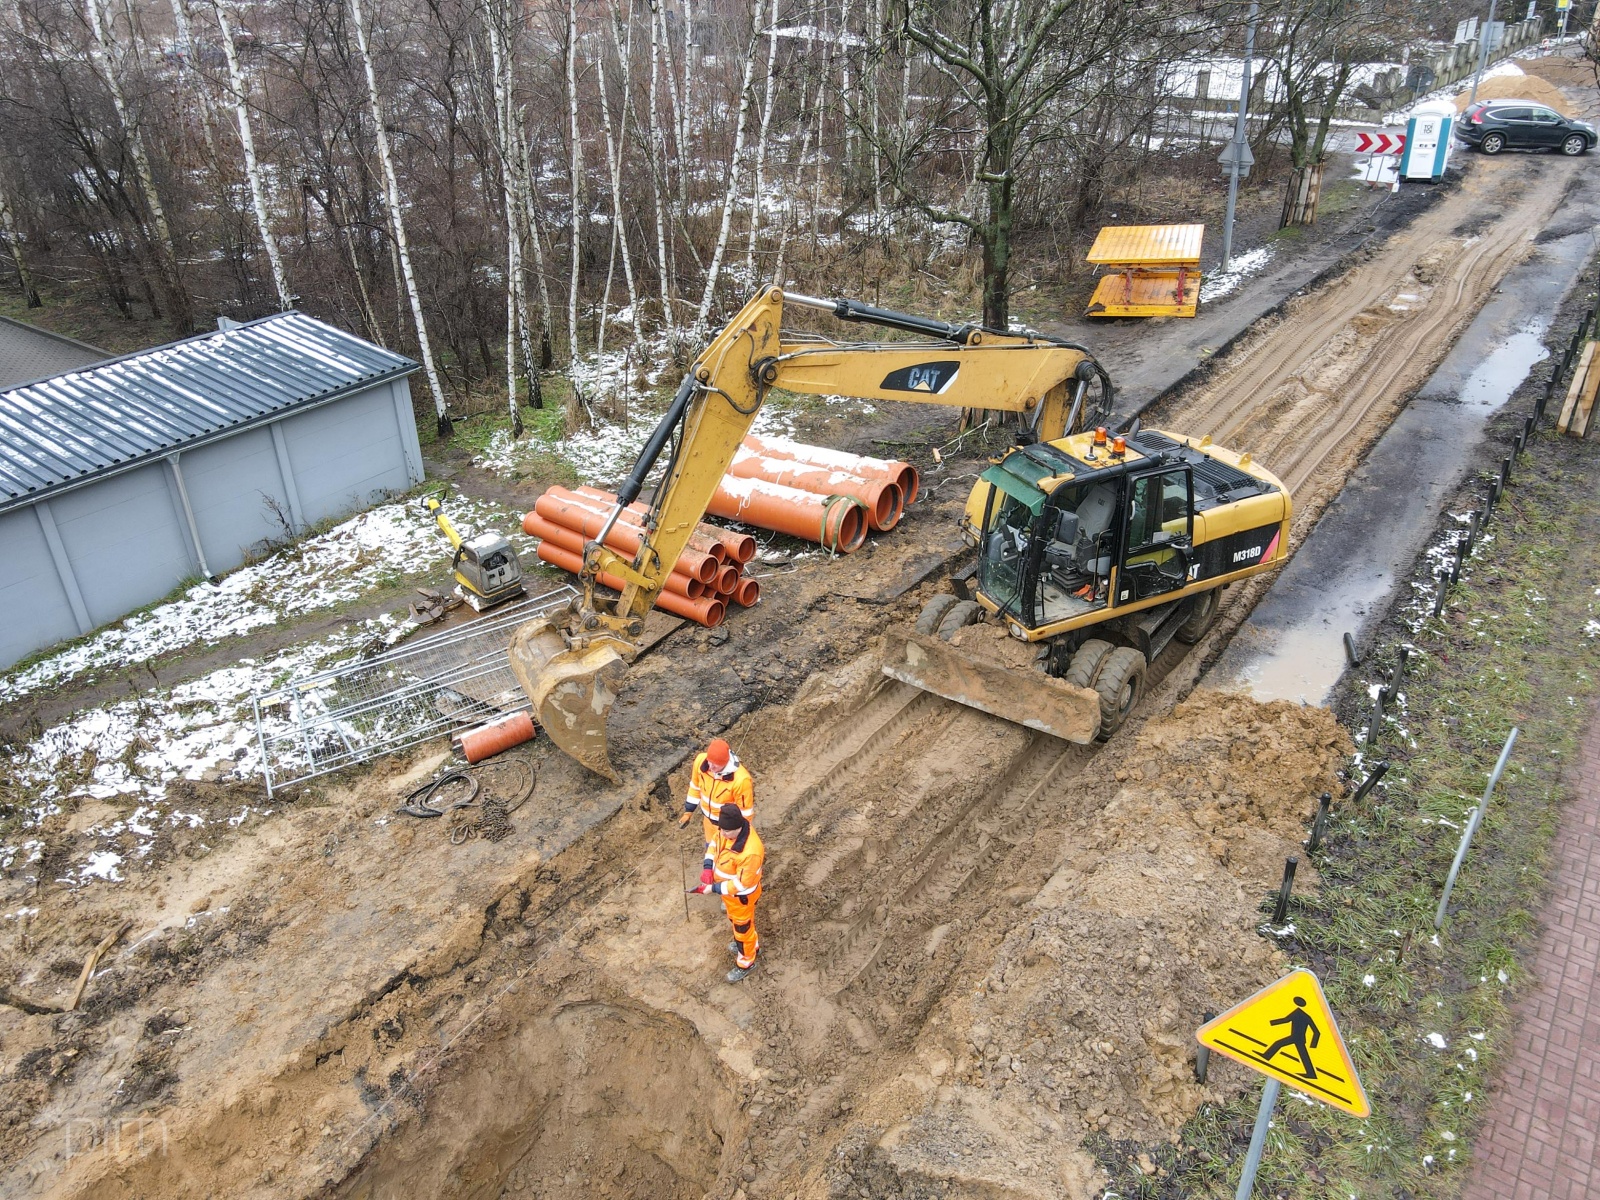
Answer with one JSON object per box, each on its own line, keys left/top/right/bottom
{"left": 689, "top": 804, "right": 765, "bottom": 983}
{"left": 678, "top": 737, "right": 754, "bottom": 876}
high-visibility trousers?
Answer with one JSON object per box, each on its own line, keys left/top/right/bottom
{"left": 722, "top": 885, "right": 762, "bottom": 968}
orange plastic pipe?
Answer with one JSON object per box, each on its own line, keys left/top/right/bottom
{"left": 535, "top": 542, "right": 725, "bottom": 627}
{"left": 523, "top": 513, "right": 703, "bottom": 600}
{"left": 733, "top": 577, "right": 760, "bottom": 607}
{"left": 529, "top": 494, "right": 719, "bottom": 584}
{"left": 708, "top": 475, "right": 866, "bottom": 553}
{"left": 743, "top": 433, "right": 919, "bottom": 505}
{"left": 728, "top": 446, "right": 903, "bottom": 531}
{"left": 455, "top": 711, "right": 536, "bottom": 763}
{"left": 712, "top": 564, "right": 740, "bottom": 595}
{"left": 573, "top": 486, "right": 756, "bottom": 563}
{"left": 561, "top": 487, "right": 736, "bottom": 564}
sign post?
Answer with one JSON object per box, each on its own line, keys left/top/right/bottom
{"left": 1198, "top": 968, "right": 1370, "bottom": 1197}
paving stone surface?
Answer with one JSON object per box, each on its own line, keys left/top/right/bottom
{"left": 1461, "top": 707, "right": 1600, "bottom": 1200}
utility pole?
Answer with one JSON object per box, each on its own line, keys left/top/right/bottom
{"left": 1220, "top": 0, "right": 1260, "bottom": 272}
{"left": 1467, "top": 0, "right": 1500, "bottom": 109}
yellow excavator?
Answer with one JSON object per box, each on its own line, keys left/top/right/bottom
{"left": 508, "top": 286, "right": 1290, "bottom": 779}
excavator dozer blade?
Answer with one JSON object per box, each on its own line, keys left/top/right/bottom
{"left": 507, "top": 619, "right": 630, "bottom": 783}
{"left": 880, "top": 630, "right": 1102, "bottom": 745}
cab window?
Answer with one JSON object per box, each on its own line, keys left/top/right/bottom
{"left": 1127, "top": 470, "right": 1191, "bottom": 552}
{"left": 977, "top": 486, "right": 1035, "bottom": 616}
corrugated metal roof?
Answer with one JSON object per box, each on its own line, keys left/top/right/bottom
{"left": 0, "top": 316, "right": 108, "bottom": 390}
{"left": 0, "top": 312, "right": 417, "bottom": 514}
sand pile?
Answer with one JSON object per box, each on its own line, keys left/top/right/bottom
{"left": 888, "top": 690, "right": 1351, "bottom": 1166}
{"left": 1455, "top": 71, "right": 1574, "bottom": 115}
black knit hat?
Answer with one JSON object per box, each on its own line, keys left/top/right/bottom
{"left": 717, "top": 805, "right": 746, "bottom": 831}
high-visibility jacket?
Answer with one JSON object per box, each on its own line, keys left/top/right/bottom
{"left": 685, "top": 753, "right": 754, "bottom": 842}
{"left": 709, "top": 824, "right": 765, "bottom": 898}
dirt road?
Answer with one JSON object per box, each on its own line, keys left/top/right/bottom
{"left": 0, "top": 151, "right": 1583, "bottom": 1200}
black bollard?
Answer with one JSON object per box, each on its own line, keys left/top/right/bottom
{"left": 1343, "top": 632, "right": 1360, "bottom": 668}
{"left": 1395, "top": 644, "right": 1411, "bottom": 681}
{"left": 1352, "top": 760, "right": 1390, "bottom": 804}
{"left": 1498, "top": 456, "right": 1512, "bottom": 499}
{"left": 1432, "top": 571, "right": 1449, "bottom": 618}
{"left": 1307, "top": 792, "right": 1332, "bottom": 852}
{"left": 1195, "top": 1012, "right": 1216, "bottom": 1083}
{"left": 1271, "top": 857, "right": 1299, "bottom": 926}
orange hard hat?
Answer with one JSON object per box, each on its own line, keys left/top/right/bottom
{"left": 705, "top": 738, "right": 731, "bottom": 771}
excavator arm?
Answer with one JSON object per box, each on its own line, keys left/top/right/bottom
{"left": 508, "top": 286, "right": 1112, "bottom": 780}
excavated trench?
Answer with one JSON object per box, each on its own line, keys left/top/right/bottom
{"left": 336, "top": 995, "right": 744, "bottom": 1200}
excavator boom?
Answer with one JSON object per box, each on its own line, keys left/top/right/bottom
{"left": 509, "top": 286, "right": 1111, "bottom": 779}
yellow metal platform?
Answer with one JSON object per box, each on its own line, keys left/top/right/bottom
{"left": 1085, "top": 223, "right": 1204, "bottom": 319}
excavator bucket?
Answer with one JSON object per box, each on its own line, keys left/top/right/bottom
{"left": 879, "top": 630, "right": 1103, "bottom": 745}
{"left": 507, "top": 618, "right": 630, "bottom": 783}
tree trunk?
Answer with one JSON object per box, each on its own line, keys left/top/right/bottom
{"left": 486, "top": 2, "right": 524, "bottom": 434}
{"left": 564, "top": 0, "right": 589, "bottom": 423}
{"left": 348, "top": 0, "right": 452, "bottom": 436}
{"left": 647, "top": 0, "right": 676, "bottom": 344}
{"left": 743, "top": 0, "right": 779, "bottom": 286}
{"left": 0, "top": 180, "right": 41, "bottom": 307}
{"left": 86, "top": 0, "right": 193, "bottom": 334}
{"left": 214, "top": 1, "right": 292, "bottom": 310}
{"left": 596, "top": 0, "right": 642, "bottom": 355}
{"left": 693, "top": 20, "right": 759, "bottom": 338}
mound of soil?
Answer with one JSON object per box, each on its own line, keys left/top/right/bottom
{"left": 1455, "top": 72, "right": 1575, "bottom": 114}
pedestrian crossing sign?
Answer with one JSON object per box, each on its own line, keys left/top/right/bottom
{"left": 1197, "top": 968, "right": 1370, "bottom": 1117}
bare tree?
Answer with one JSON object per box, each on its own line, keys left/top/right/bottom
{"left": 214, "top": 0, "right": 293, "bottom": 309}
{"left": 85, "top": 0, "right": 194, "bottom": 332}
{"left": 898, "top": 0, "right": 1191, "bottom": 329}
{"left": 693, "top": 12, "right": 758, "bottom": 336}
{"left": 347, "top": 0, "right": 452, "bottom": 435}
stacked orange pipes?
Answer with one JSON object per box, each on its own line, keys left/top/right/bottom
{"left": 522, "top": 437, "right": 918, "bottom": 628}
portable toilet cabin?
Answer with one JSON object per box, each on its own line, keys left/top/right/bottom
{"left": 1401, "top": 101, "right": 1454, "bottom": 182}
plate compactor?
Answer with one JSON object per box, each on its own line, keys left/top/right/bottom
{"left": 427, "top": 497, "right": 526, "bottom": 612}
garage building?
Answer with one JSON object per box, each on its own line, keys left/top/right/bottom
{"left": 0, "top": 312, "right": 422, "bottom": 669}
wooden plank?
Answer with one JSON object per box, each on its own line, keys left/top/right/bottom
{"left": 1085, "top": 224, "right": 1204, "bottom": 268}
{"left": 1087, "top": 270, "right": 1201, "bottom": 319}
{"left": 1572, "top": 343, "right": 1600, "bottom": 438}
{"left": 1557, "top": 342, "right": 1595, "bottom": 435}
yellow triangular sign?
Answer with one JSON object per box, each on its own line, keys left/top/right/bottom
{"left": 1197, "top": 968, "right": 1370, "bottom": 1117}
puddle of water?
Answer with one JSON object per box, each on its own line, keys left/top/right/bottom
{"left": 1214, "top": 319, "right": 1554, "bottom": 706}
{"left": 1458, "top": 325, "right": 1549, "bottom": 408}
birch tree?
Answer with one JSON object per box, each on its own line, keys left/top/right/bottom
{"left": 85, "top": 0, "right": 193, "bottom": 332}
{"left": 485, "top": 0, "right": 528, "bottom": 433}
{"left": 563, "top": 0, "right": 590, "bottom": 420}
{"left": 214, "top": 0, "right": 292, "bottom": 309}
{"left": 646, "top": 0, "right": 676, "bottom": 343}
{"left": 347, "top": 0, "right": 452, "bottom": 435}
{"left": 0, "top": 178, "right": 40, "bottom": 307}
{"left": 693, "top": 16, "right": 759, "bottom": 337}
{"left": 595, "top": 0, "right": 643, "bottom": 356}
{"left": 743, "top": 0, "right": 780, "bottom": 286}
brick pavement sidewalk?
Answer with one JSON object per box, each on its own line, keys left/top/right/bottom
{"left": 1460, "top": 708, "right": 1600, "bottom": 1200}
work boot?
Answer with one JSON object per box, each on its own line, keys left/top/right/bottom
{"left": 728, "top": 941, "right": 741, "bottom": 956}
{"left": 726, "top": 961, "right": 757, "bottom": 984}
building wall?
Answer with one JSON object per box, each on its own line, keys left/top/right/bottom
{"left": 182, "top": 425, "right": 293, "bottom": 575}
{"left": 281, "top": 382, "right": 420, "bottom": 527}
{"left": 0, "top": 379, "right": 426, "bottom": 670}
{"left": 50, "top": 463, "right": 194, "bottom": 628}
{"left": 0, "top": 507, "right": 82, "bottom": 668}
